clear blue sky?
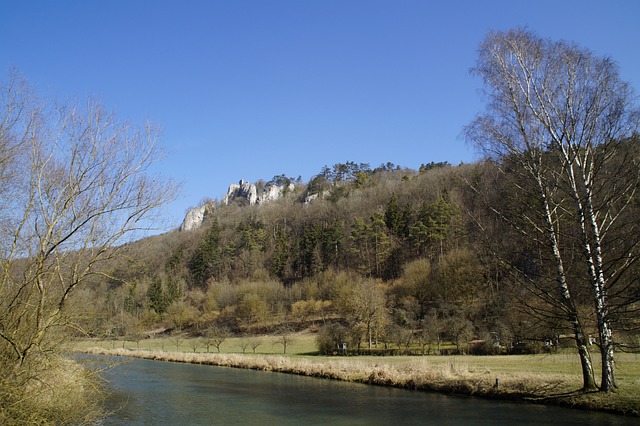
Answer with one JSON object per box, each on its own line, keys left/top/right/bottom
{"left": 2, "top": 1, "right": 639, "bottom": 229}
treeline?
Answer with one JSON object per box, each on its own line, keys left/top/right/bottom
{"left": 71, "top": 148, "right": 639, "bottom": 356}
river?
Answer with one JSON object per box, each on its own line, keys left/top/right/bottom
{"left": 86, "top": 356, "right": 635, "bottom": 425}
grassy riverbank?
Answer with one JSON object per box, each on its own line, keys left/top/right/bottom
{"left": 75, "top": 337, "right": 640, "bottom": 417}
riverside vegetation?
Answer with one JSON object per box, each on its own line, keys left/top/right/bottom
{"left": 75, "top": 334, "right": 640, "bottom": 416}
{"left": 2, "top": 28, "right": 640, "bottom": 424}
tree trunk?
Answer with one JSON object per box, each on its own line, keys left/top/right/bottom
{"left": 566, "top": 158, "right": 617, "bottom": 391}
{"left": 540, "top": 178, "right": 597, "bottom": 391}
{"left": 576, "top": 336, "right": 597, "bottom": 391}
{"left": 599, "top": 321, "right": 616, "bottom": 391}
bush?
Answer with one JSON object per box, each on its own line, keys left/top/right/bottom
{"left": 468, "top": 340, "right": 501, "bottom": 355}
{"left": 508, "top": 341, "right": 544, "bottom": 355}
{"left": 0, "top": 355, "right": 105, "bottom": 425}
{"left": 316, "top": 323, "right": 349, "bottom": 355}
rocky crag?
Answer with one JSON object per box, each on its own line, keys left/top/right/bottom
{"left": 180, "top": 179, "right": 295, "bottom": 231}
{"left": 180, "top": 202, "right": 214, "bottom": 232}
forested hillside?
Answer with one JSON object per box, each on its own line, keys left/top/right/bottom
{"left": 4, "top": 14, "right": 640, "bottom": 422}
{"left": 71, "top": 148, "right": 640, "bottom": 356}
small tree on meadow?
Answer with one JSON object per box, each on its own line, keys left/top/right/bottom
{"left": 249, "top": 337, "right": 263, "bottom": 354}
{"left": 204, "top": 325, "right": 230, "bottom": 353}
{"left": 237, "top": 337, "right": 251, "bottom": 354}
{"left": 274, "top": 328, "right": 295, "bottom": 354}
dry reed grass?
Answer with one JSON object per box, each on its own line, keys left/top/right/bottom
{"left": 73, "top": 337, "right": 640, "bottom": 416}
{"left": 81, "top": 347, "right": 585, "bottom": 407}
{"left": 1, "top": 356, "right": 105, "bottom": 426}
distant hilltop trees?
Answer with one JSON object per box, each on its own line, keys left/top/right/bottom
{"left": 181, "top": 162, "right": 432, "bottom": 231}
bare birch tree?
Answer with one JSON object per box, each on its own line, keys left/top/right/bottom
{"left": 0, "top": 70, "right": 177, "bottom": 421}
{"left": 466, "top": 29, "right": 639, "bottom": 392}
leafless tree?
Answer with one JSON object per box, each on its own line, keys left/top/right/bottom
{"left": 204, "top": 325, "right": 230, "bottom": 353}
{"left": 274, "top": 327, "right": 295, "bottom": 354}
{"left": 340, "top": 278, "right": 389, "bottom": 349}
{"left": 237, "top": 336, "right": 251, "bottom": 354}
{"left": 0, "top": 70, "right": 177, "bottom": 421}
{"left": 172, "top": 335, "right": 184, "bottom": 352}
{"left": 466, "top": 28, "right": 639, "bottom": 391}
{"left": 249, "top": 336, "right": 263, "bottom": 353}
{"left": 190, "top": 337, "right": 202, "bottom": 353}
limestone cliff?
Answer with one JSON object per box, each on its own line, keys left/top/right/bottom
{"left": 222, "top": 179, "right": 295, "bottom": 206}
{"left": 180, "top": 179, "right": 294, "bottom": 231}
{"left": 180, "top": 202, "right": 215, "bottom": 232}
{"left": 222, "top": 179, "right": 258, "bottom": 206}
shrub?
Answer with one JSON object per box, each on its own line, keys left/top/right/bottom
{"left": 468, "top": 340, "right": 501, "bottom": 355}
{"left": 509, "top": 341, "right": 543, "bottom": 355}
{"left": 0, "top": 356, "right": 105, "bottom": 425}
{"left": 316, "top": 323, "right": 349, "bottom": 355}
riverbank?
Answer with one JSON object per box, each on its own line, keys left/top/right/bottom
{"left": 79, "top": 347, "right": 639, "bottom": 417}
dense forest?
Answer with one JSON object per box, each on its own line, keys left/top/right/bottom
{"left": 70, "top": 147, "right": 640, "bottom": 357}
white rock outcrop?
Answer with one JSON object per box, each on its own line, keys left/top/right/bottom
{"left": 304, "top": 190, "right": 330, "bottom": 205}
{"left": 181, "top": 179, "right": 294, "bottom": 231}
{"left": 223, "top": 179, "right": 258, "bottom": 206}
{"left": 223, "top": 179, "right": 294, "bottom": 206}
{"left": 180, "top": 205, "right": 207, "bottom": 231}
{"left": 257, "top": 183, "right": 295, "bottom": 204}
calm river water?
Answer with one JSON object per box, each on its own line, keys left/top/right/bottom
{"left": 86, "top": 356, "right": 635, "bottom": 425}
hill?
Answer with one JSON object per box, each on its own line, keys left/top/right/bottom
{"left": 69, "top": 154, "right": 640, "bottom": 360}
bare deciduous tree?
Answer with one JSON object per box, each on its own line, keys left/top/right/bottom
{"left": 204, "top": 325, "right": 230, "bottom": 353}
{"left": 466, "top": 28, "right": 640, "bottom": 391}
{"left": 249, "top": 336, "right": 263, "bottom": 353}
{"left": 340, "top": 278, "right": 389, "bottom": 350}
{"left": 0, "top": 70, "right": 177, "bottom": 421}
{"left": 274, "top": 327, "right": 295, "bottom": 354}
{"left": 237, "top": 336, "right": 251, "bottom": 354}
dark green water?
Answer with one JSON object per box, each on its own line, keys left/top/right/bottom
{"left": 89, "top": 356, "right": 635, "bottom": 425}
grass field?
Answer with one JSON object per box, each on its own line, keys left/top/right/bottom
{"left": 73, "top": 332, "right": 320, "bottom": 355}
{"left": 72, "top": 333, "right": 640, "bottom": 416}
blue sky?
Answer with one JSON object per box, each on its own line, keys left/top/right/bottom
{"left": 2, "top": 1, "right": 639, "bottom": 229}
